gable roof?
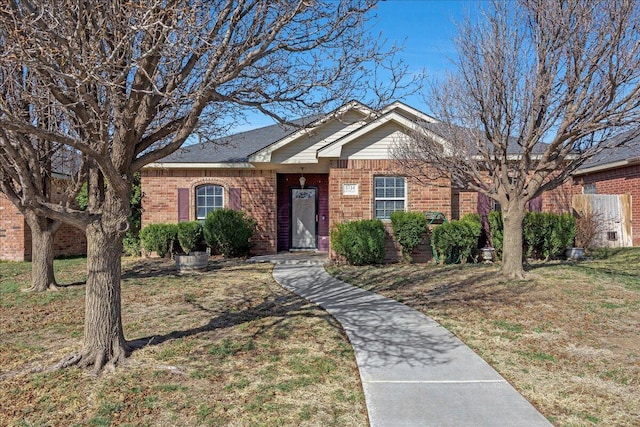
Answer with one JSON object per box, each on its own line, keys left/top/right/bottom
{"left": 248, "top": 100, "right": 375, "bottom": 163}
{"left": 148, "top": 100, "right": 441, "bottom": 168}
{"left": 154, "top": 115, "right": 321, "bottom": 166}
{"left": 316, "top": 109, "right": 441, "bottom": 158}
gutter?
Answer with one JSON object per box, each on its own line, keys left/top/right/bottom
{"left": 574, "top": 158, "right": 640, "bottom": 176}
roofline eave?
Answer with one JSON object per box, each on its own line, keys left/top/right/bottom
{"left": 144, "top": 162, "right": 255, "bottom": 169}
{"left": 574, "top": 157, "right": 640, "bottom": 176}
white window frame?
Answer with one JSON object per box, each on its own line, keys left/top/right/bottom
{"left": 196, "top": 184, "right": 224, "bottom": 220}
{"left": 373, "top": 176, "right": 406, "bottom": 220}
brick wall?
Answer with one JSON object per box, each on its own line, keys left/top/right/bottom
{"left": 451, "top": 189, "right": 478, "bottom": 219}
{"left": 49, "top": 223, "right": 87, "bottom": 259}
{"left": 1, "top": 193, "right": 87, "bottom": 261}
{"left": 572, "top": 164, "right": 640, "bottom": 246}
{"left": 141, "top": 168, "right": 277, "bottom": 255}
{"left": 543, "top": 181, "right": 575, "bottom": 214}
{"left": 328, "top": 159, "right": 451, "bottom": 262}
{"left": 0, "top": 193, "right": 27, "bottom": 261}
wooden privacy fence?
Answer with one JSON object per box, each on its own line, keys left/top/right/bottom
{"left": 572, "top": 194, "right": 633, "bottom": 248}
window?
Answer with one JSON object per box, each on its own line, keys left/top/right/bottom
{"left": 374, "top": 176, "right": 406, "bottom": 219}
{"left": 583, "top": 183, "right": 596, "bottom": 194}
{"left": 196, "top": 185, "right": 224, "bottom": 220}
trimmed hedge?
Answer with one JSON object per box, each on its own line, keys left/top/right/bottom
{"left": 331, "top": 219, "right": 385, "bottom": 265}
{"left": 177, "top": 221, "right": 204, "bottom": 254}
{"left": 390, "top": 211, "right": 429, "bottom": 262}
{"left": 431, "top": 216, "right": 481, "bottom": 264}
{"left": 204, "top": 209, "right": 256, "bottom": 258}
{"left": 140, "top": 223, "right": 178, "bottom": 258}
{"left": 523, "top": 212, "right": 575, "bottom": 259}
{"left": 489, "top": 211, "right": 576, "bottom": 260}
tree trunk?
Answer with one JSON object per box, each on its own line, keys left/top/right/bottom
{"left": 75, "top": 218, "right": 129, "bottom": 373}
{"left": 23, "top": 212, "right": 60, "bottom": 292}
{"left": 499, "top": 202, "right": 527, "bottom": 280}
{"left": 56, "top": 187, "right": 132, "bottom": 374}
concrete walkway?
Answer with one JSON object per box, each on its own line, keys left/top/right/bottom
{"left": 257, "top": 254, "right": 552, "bottom": 427}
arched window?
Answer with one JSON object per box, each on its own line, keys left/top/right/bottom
{"left": 196, "top": 184, "right": 224, "bottom": 220}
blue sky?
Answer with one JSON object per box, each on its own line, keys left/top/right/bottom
{"left": 229, "top": 0, "right": 480, "bottom": 133}
{"left": 373, "top": 0, "right": 478, "bottom": 112}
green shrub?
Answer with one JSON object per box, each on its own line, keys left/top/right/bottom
{"left": 491, "top": 211, "right": 576, "bottom": 261}
{"left": 523, "top": 212, "right": 576, "bottom": 259}
{"left": 488, "top": 211, "right": 504, "bottom": 260}
{"left": 461, "top": 213, "right": 481, "bottom": 224}
{"left": 177, "top": 221, "right": 204, "bottom": 254}
{"left": 390, "top": 211, "right": 429, "bottom": 262}
{"left": 139, "top": 223, "right": 178, "bottom": 258}
{"left": 123, "top": 233, "right": 141, "bottom": 257}
{"left": 204, "top": 209, "right": 256, "bottom": 257}
{"left": 552, "top": 213, "right": 576, "bottom": 257}
{"left": 431, "top": 218, "right": 481, "bottom": 264}
{"left": 331, "top": 219, "right": 385, "bottom": 265}
{"left": 523, "top": 212, "right": 548, "bottom": 259}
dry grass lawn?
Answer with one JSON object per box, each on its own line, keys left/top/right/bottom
{"left": 0, "top": 257, "right": 367, "bottom": 427}
{"left": 326, "top": 247, "right": 640, "bottom": 426}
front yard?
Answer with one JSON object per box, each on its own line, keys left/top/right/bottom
{"left": 2, "top": 249, "right": 638, "bottom": 426}
{"left": 0, "top": 257, "right": 367, "bottom": 427}
{"left": 326, "top": 248, "right": 640, "bottom": 426}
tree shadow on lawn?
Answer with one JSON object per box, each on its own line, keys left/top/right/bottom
{"left": 393, "top": 271, "right": 538, "bottom": 315}
{"left": 121, "top": 257, "right": 230, "bottom": 280}
{"left": 56, "top": 281, "right": 87, "bottom": 289}
{"left": 342, "top": 265, "right": 538, "bottom": 309}
{"left": 525, "top": 258, "right": 640, "bottom": 280}
{"left": 127, "top": 289, "right": 343, "bottom": 353}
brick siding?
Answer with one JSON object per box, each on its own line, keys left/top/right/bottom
{"left": 328, "top": 159, "right": 451, "bottom": 262}
{"left": 0, "top": 193, "right": 27, "bottom": 261}
{"left": 141, "top": 168, "right": 277, "bottom": 255}
{"left": 140, "top": 161, "right": 619, "bottom": 262}
{"left": 1, "top": 192, "right": 86, "bottom": 261}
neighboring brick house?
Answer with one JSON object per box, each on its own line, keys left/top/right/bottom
{"left": 0, "top": 188, "right": 86, "bottom": 262}
{"left": 571, "top": 133, "right": 640, "bottom": 246}
{"left": 141, "top": 100, "right": 569, "bottom": 260}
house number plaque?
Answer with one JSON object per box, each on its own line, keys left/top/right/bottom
{"left": 342, "top": 183, "right": 359, "bottom": 196}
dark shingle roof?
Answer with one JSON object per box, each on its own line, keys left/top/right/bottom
{"left": 159, "top": 115, "right": 321, "bottom": 163}
{"left": 578, "top": 130, "right": 640, "bottom": 170}
{"left": 423, "top": 123, "right": 549, "bottom": 155}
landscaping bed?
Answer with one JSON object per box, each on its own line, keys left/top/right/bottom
{"left": 0, "top": 257, "right": 366, "bottom": 426}
{"left": 326, "top": 248, "right": 640, "bottom": 426}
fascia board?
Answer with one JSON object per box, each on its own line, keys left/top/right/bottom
{"left": 381, "top": 101, "right": 440, "bottom": 124}
{"left": 145, "top": 162, "right": 255, "bottom": 169}
{"left": 574, "top": 158, "right": 640, "bottom": 176}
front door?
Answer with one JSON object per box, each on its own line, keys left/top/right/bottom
{"left": 291, "top": 188, "right": 317, "bottom": 249}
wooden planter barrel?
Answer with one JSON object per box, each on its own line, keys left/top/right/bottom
{"left": 175, "top": 252, "right": 208, "bottom": 273}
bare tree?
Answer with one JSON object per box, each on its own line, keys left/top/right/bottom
{"left": 0, "top": 0, "right": 406, "bottom": 372}
{"left": 0, "top": 69, "right": 85, "bottom": 292}
{"left": 396, "top": 0, "right": 640, "bottom": 279}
